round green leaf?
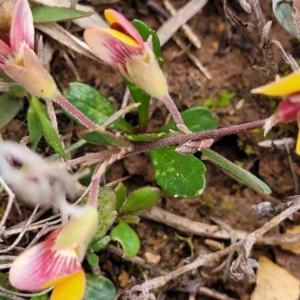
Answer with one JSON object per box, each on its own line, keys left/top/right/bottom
{"left": 121, "top": 187, "right": 160, "bottom": 215}
{"left": 87, "top": 253, "right": 99, "bottom": 267}
{"left": 162, "top": 106, "right": 219, "bottom": 133}
{"left": 150, "top": 146, "right": 206, "bottom": 198}
{"left": 84, "top": 274, "right": 116, "bottom": 300}
{"left": 110, "top": 221, "right": 140, "bottom": 257}
{"left": 64, "top": 82, "right": 133, "bottom": 133}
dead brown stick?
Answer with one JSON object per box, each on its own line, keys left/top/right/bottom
{"left": 139, "top": 206, "right": 300, "bottom": 245}
{"left": 130, "top": 195, "right": 300, "bottom": 293}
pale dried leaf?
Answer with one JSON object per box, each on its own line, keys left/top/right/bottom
{"left": 157, "top": 0, "right": 208, "bottom": 46}
{"left": 251, "top": 256, "right": 300, "bottom": 300}
{"left": 35, "top": 22, "right": 96, "bottom": 60}
{"left": 280, "top": 225, "right": 300, "bottom": 254}
{"left": 31, "top": 0, "right": 107, "bottom": 28}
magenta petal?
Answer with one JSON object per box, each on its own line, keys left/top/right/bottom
{"left": 9, "top": 229, "right": 82, "bottom": 291}
{"left": 84, "top": 28, "right": 144, "bottom": 68}
{"left": 10, "top": 0, "right": 34, "bottom": 53}
{"left": 277, "top": 98, "right": 300, "bottom": 121}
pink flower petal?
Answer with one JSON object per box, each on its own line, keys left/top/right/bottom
{"left": 0, "top": 39, "right": 11, "bottom": 68}
{"left": 277, "top": 98, "right": 300, "bottom": 121}
{"left": 3, "top": 46, "right": 58, "bottom": 99}
{"left": 10, "top": 0, "right": 34, "bottom": 53}
{"left": 84, "top": 28, "right": 144, "bottom": 68}
{"left": 104, "top": 9, "right": 144, "bottom": 46}
{"left": 9, "top": 229, "right": 82, "bottom": 291}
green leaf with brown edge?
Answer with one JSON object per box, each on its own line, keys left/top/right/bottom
{"left": 64, "top": 82, "right": 133, "bottom": 133}
{"left": 0, "top": 92, "right": 22, "bottom": 130}
{"left": 30, "top": 96, "right": 66, "bottom": 159}
{"left": 32, "top": 6, "right": 92, "bottom": 23}
{"left": 82, "top": 129, "right": 130, "bottom": 147}
{"left": 27, "top": 103, "right": 43, "bottom": 150}
{"left": 201, "top": 148, "right": 271, "bottom": 194}
{"left": 110, "top": 221, "right": 140, "bottom": 257}
{"left": 115, "top": 182, "right": 127, "bottom": 212}
{"left": 150, "top": 146, "right": 206, "bottom": 198}
{"left": 121, "top": 187, "right": 160, "bottom": 215}
{"left": 84, "top": 274, "right": 116, "bottom": 300}
{"left": 30, "top": 295, "right": 47, "bottom": 300}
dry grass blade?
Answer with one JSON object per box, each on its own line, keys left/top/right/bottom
{"left": 157, "top": 0, "right": 208, "bottom": 47}
{"left": 35, "top": 22, "right": 96, "bottom": 60}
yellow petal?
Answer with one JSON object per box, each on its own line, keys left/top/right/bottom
{"left": 55, "top": 205, "right": 98, "bottom": 260}
{"left": 50, "top": 270, "right": 85, "bottom": 300}
{"left": 296, "top": 129, "right": 300, "bottom": 155}
{"left": 102, "top": 28, "right": 140, "bottom": 47}
{"left": 251, "top": 71, "right": 300, "bottom": 96}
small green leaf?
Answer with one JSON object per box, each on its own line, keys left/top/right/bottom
{"left": 272, "top": 0, "right": 300, "bottom": 39}
{"left": 64, "top": 82, "right": 133, "bottom": 133}
{"left": 27, "top": 104, "right": 43, "bottom": 150}
{"left": 150, "top": 146, "right": 206, "bottom": 198}
{"left": 121, "top": 187, "right": 160, "bottom": 215}
{"left": 110, "top": 221, "right": 140, "bottom": 257}
{"left": 92, "top": 235, "right": 111, "bottom": 252}
{"left": 82, "top": 129, "right": 130, "bottom": 147}
{"left": 93, "top": 187, "right": 118, "bottom": 242}
{"left": 124, "top": 132, "right": 169, "bottom": 142}
{"left": 162, "top": 106, "right": 219, "bottom": 133}
{"left": 0, "top": 273, "right": 17, "bottom": 300}
{"left": 32, "top": 6, "right": 92, "bottom": 23}
{"left": 0, "top": 93, "right": 22, "bottom": 130}
{"left": 119, "top": 214, "right": 140, "bottom": 224}
{"left": 31, "top": 96, "right": 66, "bottom": 158}
{"left": 30, "top": 296, "right": 47, "bottom": 300}
{"left": 201, "top": 148, "right": 272, "bottom": 194}
{"left": 85, "top": 274, "right": 116, "bottom": 300}
{"left": 87, "top": 253, "right": 99, "bottom": 267}
{"left": 124, "top": 78, "right": 151, "bottom": 132}
{"left": 115, "top": 183, "right": 127, "bottom": 212}
{"left": 132, "top": 20, "right": 163, "bottom": 66}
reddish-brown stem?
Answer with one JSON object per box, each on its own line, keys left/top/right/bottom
{"left": 53, "top": 93, "right": 96, "bottom": 129}
{"left": 160, "top": 94, "right": 185, "bottom": 125}
{"left": 88, "top": 162, "right": 102, "bottom": 207}
{"left": 66, "top": 119, "right": 266, "bottom": 166}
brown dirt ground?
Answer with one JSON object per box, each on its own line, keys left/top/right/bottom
{"left": 2, "top": 0, "right": 300, "bottom": 299}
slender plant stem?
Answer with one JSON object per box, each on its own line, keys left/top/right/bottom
{"left": 66, "top": 119, "right": 266, "bottom": 166}
{"left": 53, "top": 93, "right": 96, "bottom": 129}
{"left": 161, "top": 94, "right": 185, "bottom": 125}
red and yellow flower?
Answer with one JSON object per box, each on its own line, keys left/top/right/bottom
{"left": 84, "top": 9, "right": 168, "bottom": 99}
{"left": 9, "top": 205, "right": 98, "bottom": 300}
{"left": 252, "top": 71, "right": 300, "bottom": 154}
